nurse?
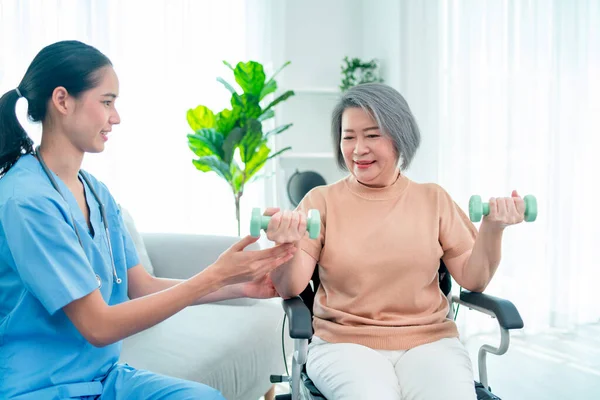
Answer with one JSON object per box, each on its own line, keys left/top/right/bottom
{"left": 0, "top": 40, "right": 297, "bottom": 400}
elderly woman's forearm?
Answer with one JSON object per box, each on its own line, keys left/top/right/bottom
{"left": 270, "top": 260, "right": 302, "bottom": 298}
{"left": 270, "top": 244, "right": 316, "bottom": 298}
{"left": 463, "top": 223, "right": 504, "bottom": 291}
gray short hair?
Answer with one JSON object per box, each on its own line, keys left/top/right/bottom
{"left": 331, "top": 83, "right": 421, "bottom": 170}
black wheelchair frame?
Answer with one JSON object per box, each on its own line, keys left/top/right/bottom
{"left": 271, "top": 261, "right": 524, "bottom": 400}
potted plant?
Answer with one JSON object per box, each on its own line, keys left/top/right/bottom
{"left": 186, "top": 61, "right": 294, "bottom": 236}
{"left": 339, "top": 56, "right": 383, "bottom": 92}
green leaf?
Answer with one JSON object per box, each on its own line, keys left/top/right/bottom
{"left": 230, "top": 162, "right": 245, "bottom": 194}
{"left": 187, "top": 142, "right": 213, "bottom": 158}
{"left": 217, "top": 77, "right": 238, "bottom": 95}
{"left": 231, "top": 93, "right": 262, "bottom": 121}
{"left": 223, "top": 61, "right": 235, "bottom": 71}
{"left": 239, "top": 93, "right": 262, "bottom": 120}
{"left": 266, "top": 61, "right": 291, "bottom": 85}
{"left": 246, "top": 118, "right": 263, "bottom": 134}
{"left": 258, "top": 109, "right": 275, "bottom": 122}
{"left": 244, "top": 143, "right": 272, "bottom": 180}
{"left": 216, "top": 108, "right": 239, "bottom": 134}
{"left": 222, "top": 127, "right": 244, "bottom": 164}
{"left": 265, "top": 146, "right": 292, "bottom": 162}
{"left": 230, "top": 93, "right": 244, "bottom": 110}
{"left": 264, "top": 123, "right": 292, "bottom": 140}
{"left": 186, "top": 106, "right": 216, "bottom": 131}
{"left": 233, "top": 61, "right": 266, "bottom": 97}
{"left": 248, "top": 171, "right": 275, "bottom": 184}
{"left": 187, "top": 128, "right": 224, "bottom": 159}
{"left": 239, "top": 119, "right": 263, "bottom": 163}
{"left": 245, "top": 145, "right": 291, "bottom": 180}
{"left": 263, "top": 90, "right": 295, "bottom": 114}
{"left": 192, "top": 156, "right": 231, "bottom": 181}
{"left": 259, "top": 80, "right": 277, "bottom": 101}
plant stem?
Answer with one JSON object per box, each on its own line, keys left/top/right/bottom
{"left": 235, "top": 192, "right": 241, "bottom": 237}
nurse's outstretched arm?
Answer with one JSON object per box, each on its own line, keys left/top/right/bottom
{"left": 63, "top": 236, "right": 296, "bottom": 347}
{"left": 126, "top": 264, "right": 275, "bottom": 304}
{"left": 126, "top": 208, "right": 312, "bottom": 302}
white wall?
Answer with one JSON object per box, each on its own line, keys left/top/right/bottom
{"left": 255, "top": 0, "right": 365, "bottom": 209}
{"left": 360, "top": 0, "right": 402, "bottom": 90}
{"left": 361, "top": 0, "right": 442, "bottom": 184}
{"left": 256, "top": 0, "right": 445, "bottom": 211}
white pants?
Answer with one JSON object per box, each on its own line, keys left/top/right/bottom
{"left": 306, "top": 336, "right": 477, "bottom": 400}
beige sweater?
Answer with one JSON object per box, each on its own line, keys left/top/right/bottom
{"left": 296, "top": 173, "right": 477, "bottom": 350}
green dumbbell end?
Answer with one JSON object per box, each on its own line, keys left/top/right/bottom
{"left": 261, "top": 216, "right": 270, "bottom": 230}
{"left": 250, "top": 208, "right": 264, "bottom": 237}
{"left": 524, "top": 195, "right": 538, "bottom": 222}
{"left": 469, "top": 195, "right": 483, "bottom": 222}
{"left": 250, "top": 208, "right": 272, "bottom": 237}
{"left": 307, "top": 209, "right": 321, "bottom": 239}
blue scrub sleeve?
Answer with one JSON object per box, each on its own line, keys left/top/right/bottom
{"left": 1, "top": 196, "right": 99, "bottom": 315}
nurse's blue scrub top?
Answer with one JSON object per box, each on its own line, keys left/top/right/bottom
{"left": 0, "top": 154, "right": 140, "bottom": 399}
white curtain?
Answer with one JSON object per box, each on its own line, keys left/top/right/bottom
{"left": 396, "top": 0, "right": 599, "bottom": 335}
{"left": 0, "top": 0, "right": 266, "bottom": 236}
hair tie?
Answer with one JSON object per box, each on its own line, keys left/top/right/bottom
{"left": 15, "top": 88, "right": 23, "bottom": 98}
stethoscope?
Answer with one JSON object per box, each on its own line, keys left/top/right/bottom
{"left": 35, "top": 146, "right": 122, "bottom": 284}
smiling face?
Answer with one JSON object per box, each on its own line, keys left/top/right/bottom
{"left": 340, "top": 107, "right": 399, "bottom": 187}
{"left": 58, "top": 66, "right": 121, "bottom": 153}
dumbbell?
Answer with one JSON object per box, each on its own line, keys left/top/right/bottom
{"left": 469, "top": 194, "right": 538, "bottom": 222}
{"left": 250, "top": 208, "right": 321, "bottom": 239}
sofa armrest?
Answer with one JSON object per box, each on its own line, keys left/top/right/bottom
{"left": 282, "top": 297, "right": 313, "bottom": 339}
{"left": 457, "top": 290, "right": 524, "bottom": 330}
{"left": 141, "top": 233, "right": 259, "bottom": 279}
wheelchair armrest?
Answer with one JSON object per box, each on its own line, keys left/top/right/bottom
{"left": 457, "top": 290, "right": 524, "bottom": 330}
{"left": 282, "top": 297, "right": 313, "bottom": 339}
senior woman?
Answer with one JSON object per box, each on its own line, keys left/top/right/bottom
{"left": 264, "top": 83, "right": 526, "bottom": 400}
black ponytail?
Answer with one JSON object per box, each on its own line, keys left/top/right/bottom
{"left": 0, "top": 88, "right": 34, "bottom": 176}
{"left": 0, "top": 40, "right": 112, "bottom": 177}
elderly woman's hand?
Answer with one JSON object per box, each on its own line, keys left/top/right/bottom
{"left": 262, "top": 207, "right": 307, "bottom": 244}
{"left": 482, "top": 190, "right": 526, "bottom": 230}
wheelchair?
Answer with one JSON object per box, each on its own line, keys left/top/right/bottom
{"left": 270, "top": 261, "right": 524, "bottom": 400}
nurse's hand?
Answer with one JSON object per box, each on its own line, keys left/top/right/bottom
{"left": 239, "top": 274, "right": 279, "bottom": 299}
{"left": 209, "top": 235, "right": 297, "bottom": 286}
{"left": 263, "top": 207, "right": 307, "bottom": 245}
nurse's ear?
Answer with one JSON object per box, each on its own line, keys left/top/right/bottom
{"left": 50, "top": 86, "right": 75, "bottom": 116}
